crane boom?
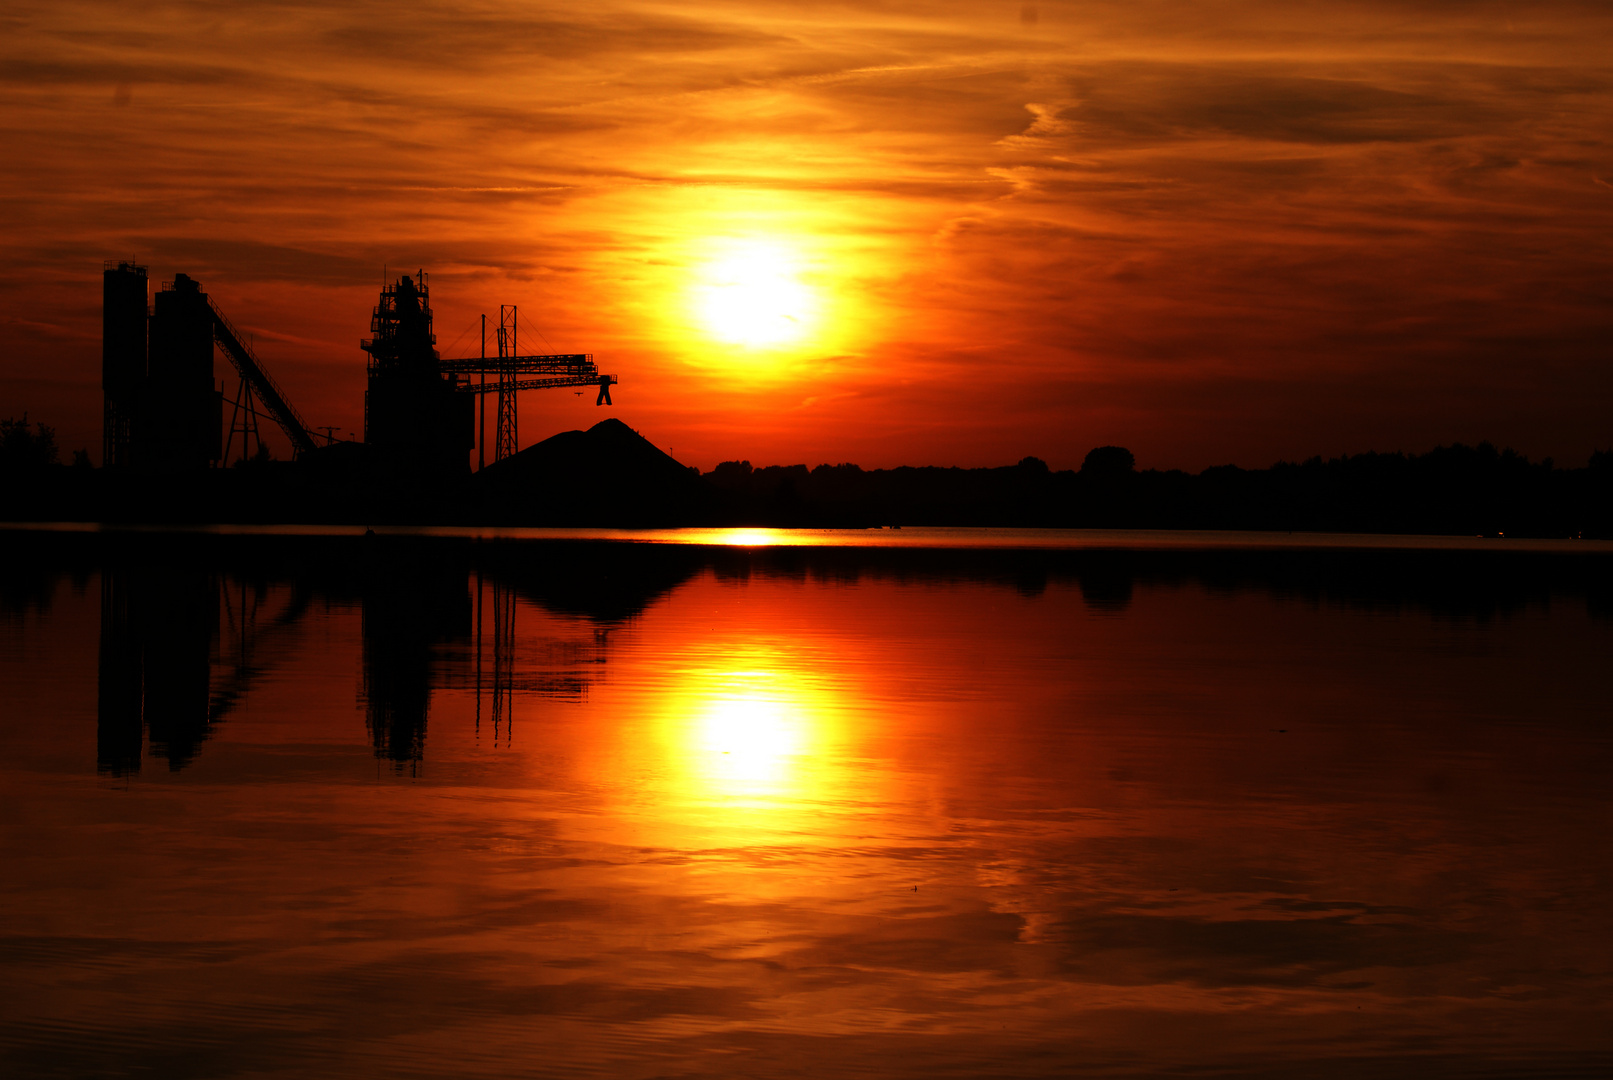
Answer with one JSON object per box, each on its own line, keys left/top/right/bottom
{"left": 497, "top": 374, "right": 615, "bottom": 396}
{"left": 438, "top": 353, "right": 596, "bottom": 376}
{"left": 452, "top": 374, "right": 617, "bottom": 395}
{"left": 440, "top": 350, "right": 617, "bottom": 407}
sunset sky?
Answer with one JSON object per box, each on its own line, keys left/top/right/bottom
{"left": 3, "top": 0, "right": 1611, "bottom": 470}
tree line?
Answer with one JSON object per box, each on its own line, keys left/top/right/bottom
{"left": 701, "top": 443, "right": 1613, "bottom": 537}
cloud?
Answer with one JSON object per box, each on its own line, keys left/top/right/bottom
{"left": 2, "top": 0, "right": 1611, "bottom": 466}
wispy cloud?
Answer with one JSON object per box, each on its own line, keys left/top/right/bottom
{"left": 1, "top": 0, "right": 1609, "bottom": 466}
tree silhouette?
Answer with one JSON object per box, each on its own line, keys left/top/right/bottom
{"left": 1081, "top": 445, "right": 1135, "bottom": 476}
{"left": 0, "top": 415, "right": 58, "bottom": 470}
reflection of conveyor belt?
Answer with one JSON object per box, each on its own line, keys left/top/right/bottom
{"left": 208, "top": 583, "right": 314, "bottom": 724}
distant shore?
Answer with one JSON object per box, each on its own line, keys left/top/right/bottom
{"left": 5, "top": 520, "right": 1613, "bottom": 555}
{"left": 4, "top": 421, "right": 1610, "bottom": 539}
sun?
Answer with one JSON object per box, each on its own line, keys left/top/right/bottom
{"left": 695, "top": 241, "right": 817, "bottom": 348}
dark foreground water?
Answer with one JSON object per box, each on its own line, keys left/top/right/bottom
{"left": 2, "top": 531, "right": 1611, "bottom": 1079}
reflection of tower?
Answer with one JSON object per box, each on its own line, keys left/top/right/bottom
{"left": 96, "top": 560, "right": 218, "bottom": 773}
{"left": 491, "top": 577, "right": 516, "bottom": 744}
{"left": 359, "top": 546, "right": 472, "bottom": 771}
{"left": 361, "top": 582, "right": 432, "bottom": 772}
{"left": 474, "top": 564, "right": 483, "bottom": 735}
{"left": 142, "top": 565, "right": 217, "bottom": 767}
{"left": 96, "top": 568, "right": 143, "bottom": 775}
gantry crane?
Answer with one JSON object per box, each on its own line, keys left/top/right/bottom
{"left": 363, "top": 273, "right": 616, "bottom": 472}
{"left": 438, "top": 305, "right": 617, "bottom": 467}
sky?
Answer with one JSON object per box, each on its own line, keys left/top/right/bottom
{"left": 2, "top": 0, "right": 1611, "bottom": 471}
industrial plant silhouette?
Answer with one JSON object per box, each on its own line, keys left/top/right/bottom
{"left": 1, "top": 260, "right": 1609, "bottom": 535}
{"left": 101, "top": 260, "right": 616, "bottom": 478}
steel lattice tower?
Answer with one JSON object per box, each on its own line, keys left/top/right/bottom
{"left": 495, "top": 305, "right": 519, "bottom": 461}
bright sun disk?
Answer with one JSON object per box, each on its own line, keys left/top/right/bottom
{"left": 695, "top": 243, "right": 815, "bottom": 348}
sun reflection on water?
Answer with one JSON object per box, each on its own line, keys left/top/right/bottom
{"left": 713, "top": 528, "right": 780, "bottom": 547}
{"left": 636, "top": 638, "right": 864, "bottom": 832}
{"left": 692, "top": 670, "right": 808, "bottom": 789}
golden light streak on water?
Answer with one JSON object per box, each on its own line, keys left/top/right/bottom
{"left": 645, "top": 648, "right": 854, "bottom": 818}
{"left": 711, "top": 527, "right": 781, "bottom": 547}
{"left": 684, "top": 669, "right": 814, "bottom": 793}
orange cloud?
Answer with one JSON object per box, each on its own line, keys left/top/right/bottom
{"left": 2, "top": 0, "right": 1610, "bottom": 468}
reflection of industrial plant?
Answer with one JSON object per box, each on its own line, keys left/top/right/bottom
{"left": 92, "top": 544, "right": 683, "bottom": 775}
{"left": 359, "top": 548, "right": 682, "bottom": 772}
{"left": 100, "top": 260, "right": 617, "bottom": 473}
{"left": 97, "top": 561, "right": 313, "bottom": 773}
{"left": 97, "top": 561, "right": 214, "bottom": 773}
{"left": 57, "top": 538, "right": 1595, "bottom": 776}
{"left": 87, "top": 542, "right": 1149, "bottom": 775}
{"left": 358, "top": 553, "right": 472, "bottom": 772}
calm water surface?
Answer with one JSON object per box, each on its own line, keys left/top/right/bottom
{"left": 1, "top": 533, "right": 1610, "bottom": 1078}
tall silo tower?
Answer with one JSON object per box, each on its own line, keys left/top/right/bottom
{"left": 101, "top": 261, "right": 148, "bottom": 467}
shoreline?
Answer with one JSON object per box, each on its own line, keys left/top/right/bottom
{"left": 4, "top": 520, "right": 1612, "bottom": 554}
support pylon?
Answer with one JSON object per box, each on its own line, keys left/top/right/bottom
{"left": 223, "top": 376, "right": 263, "bottom": 465}
{"left": 478, "top": 314, "right": 486, "bottom": 471}
{"left": 495, "top": 305, "right": 518, "bottom": 461}
{"left": 491, "top": 578, "right": 515, "bottom": 745}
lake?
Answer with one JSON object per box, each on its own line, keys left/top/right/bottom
{"left": 2, "top": 529, "right": 1610, "bottom": 1078}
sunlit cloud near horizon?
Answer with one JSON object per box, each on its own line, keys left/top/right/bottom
{"left": 2, "top": 0, "right": 1611, "bottom": 469}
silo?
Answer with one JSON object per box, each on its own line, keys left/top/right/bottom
{"left": 147, "top": 274, "right": 223, "bottom": 469}
{"left": 101, "top": 261, "right": 148, "bottom": 467}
